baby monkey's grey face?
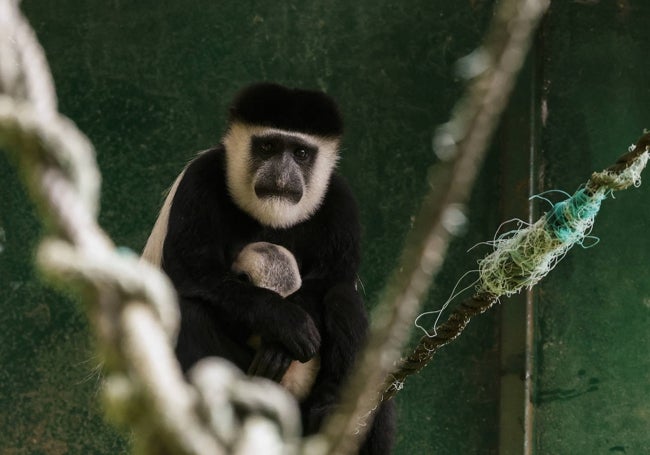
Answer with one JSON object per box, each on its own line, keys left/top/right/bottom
{"left": 231, "top": 242, "right": 301, "bottom": 298}
{"left": 250, "top": 133, "right": 317, "bottom": 205}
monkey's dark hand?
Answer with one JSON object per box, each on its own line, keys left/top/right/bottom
{"left": 248, "top": 344, "right": 292, "bottom": 381}
{"left": 259, "top": 300, "right": 321, "bottom": 362}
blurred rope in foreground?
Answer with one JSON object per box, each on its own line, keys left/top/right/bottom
{"left": 0, "top": 0, "right": 554, "bottom": 454}
{"left": 0, "top": 1, "right": 301, "bottom": 454}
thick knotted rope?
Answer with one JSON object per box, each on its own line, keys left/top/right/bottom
{"left": 1, "top": 2, "right": 301, "bottom": 454}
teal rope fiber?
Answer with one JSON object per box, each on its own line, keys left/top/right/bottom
{"left": 477, "top": 188, "right": 608, "bottom": 296}
{"left": 545, "top": 188, "right": 606, "bottom": 243}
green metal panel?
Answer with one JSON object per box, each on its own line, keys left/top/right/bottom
{"left": 534, "top": 1, "right": 650, "bottom": 453}
{"left": 1, "top": 1, "right": 503, "bottom": 453}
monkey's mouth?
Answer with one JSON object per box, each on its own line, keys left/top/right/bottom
{"left": 254, "top": 185, "right": 303, "bottom": 204}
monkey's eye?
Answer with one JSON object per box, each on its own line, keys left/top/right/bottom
{"left": 293, "top": 148, "right": 308, "bottom": 161}
{"left": 260, "top": 142, "right": 273, "bottom": 154}
{"left": 236, "top": 272, "right": 251, "bottom": 283}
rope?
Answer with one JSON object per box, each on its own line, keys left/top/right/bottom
{"left": 312, "top": 1, "right": 551, "bottom": 453}
{"left": 381, "top": 132, "right": 650, "bottom": 403}
{"left": 0, "top": 2, "right": 301, "bottom": 454}
{"left": 6, "top": 1, "right": 640, "bottom": 453}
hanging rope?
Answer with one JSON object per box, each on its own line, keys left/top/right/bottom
{"left": 381, "top": 132, "right": 650, "bottom": 402}
{"left": 310, "top": 1, "right": 551, "bottom": 454}
{"left": 0, "top": 2, "right": 301, "bottom": 454}
{"left": 7, "top": 1, "right": 638, "bottom": 454}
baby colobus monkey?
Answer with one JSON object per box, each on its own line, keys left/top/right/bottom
{"left": 232, "top": 241, "right": 320, "bottom": 400}
{"left": 142, "top": 82, "right": 395, "bottom": 454}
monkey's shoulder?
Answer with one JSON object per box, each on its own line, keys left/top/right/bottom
{"left": 172, "top": 146, "right": 233, "bottom": 207}
{"left": 183, "top": 146, "right": 228, "bottom": 187}
{"left": 315, "top": 172, "right": 360, "bottom": 224}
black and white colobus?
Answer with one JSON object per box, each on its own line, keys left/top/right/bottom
{"left": 142, "top": 83, "right": 395, "bottom": 454}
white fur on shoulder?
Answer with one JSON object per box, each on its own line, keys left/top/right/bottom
{"left": 141, "top": 169, "right": 186, "bottom": 266}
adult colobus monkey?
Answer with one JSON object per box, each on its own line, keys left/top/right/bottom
{"left": 142, "top": 83, "right": 395, "bottom": 454}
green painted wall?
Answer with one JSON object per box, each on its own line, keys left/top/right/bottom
{"left": 1, "top": 1, "right": 648, "bottom": 454}
{"left": 534, "top": 1, "right": 650, "bottom": 453}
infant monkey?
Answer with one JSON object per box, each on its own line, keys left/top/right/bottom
{"left": 232, "top": 242, "right": 320, "bottom": 400}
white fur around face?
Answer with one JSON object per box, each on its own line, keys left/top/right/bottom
{"left": 223, "top": 122, "right": 340, "bottom": 229}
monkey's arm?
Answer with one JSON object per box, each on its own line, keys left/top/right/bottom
{"left": 250, "top": 175, "right": 366, "bottom": 380}
{"left": 290, "top": 173, "right": 363, "bottom": 318}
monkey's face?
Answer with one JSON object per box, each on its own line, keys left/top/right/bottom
{"left": 250, "top": 133, "right": 314, "bottom": 204}
{"left": 231, "top": 242, "right": 301, "bottom": 298}
{"left": 224, "top": 122, "right": 339, "bottom": 228}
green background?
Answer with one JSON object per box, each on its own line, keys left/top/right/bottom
{"left": 535, "top": 2, "right": 650, "bottom": 454}
{"left": 0, "top": 1, "right": 648, "bottom": 454}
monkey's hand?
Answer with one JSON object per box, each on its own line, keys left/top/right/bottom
{"left": 258, "top": 300, "right": 321, "bottom": 362}
{"left": 247, "top": 343, "right": 292, "bottom": 381}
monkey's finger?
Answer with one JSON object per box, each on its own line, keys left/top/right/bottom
{"left": 286, "top": 325, "right": 320, "bottom": 362}
{"left": 248, "top": 349, "right": 264, "bottom": 376}
{"left": 270, "top": 351, "right": 292, "bottom": 382}
{"left": 276, "top": 316, "right": 318, "bottom": 362}
{"left": 254, "top": 348, "right": 276, "bottom": 378}
{"left": 248, "top": 346, "right": 287, "bottom": 379}
{"left": 259, "top": 348, "right": 290, "bottom": 380}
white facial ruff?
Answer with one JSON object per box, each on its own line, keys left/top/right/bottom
{"left": 223, "top": 122, "right": 340, "bottom": 229}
